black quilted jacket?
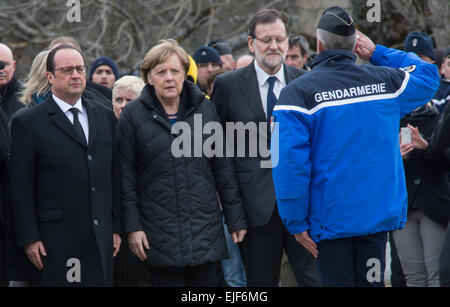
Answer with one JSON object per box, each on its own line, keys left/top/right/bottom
{"left": 117, "top": 81, "right": 247, "bottom": 268}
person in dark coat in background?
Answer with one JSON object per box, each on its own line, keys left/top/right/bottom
{"left": 0, "top": 108, "right": 9, "bottom": 286}
{"left": 117, "top": 39, "right": 247, "bottom": 287}
{"left": 432, "top": 48, "right": 450, "bottom": 113}
{"left": 429, "top": 100, "right": 450, "bottom": 287}
{"left": 0, "top": 43, "right": 24, "bottom": 124}
{"left": 85, "top": 56, "right": 119, "bottom": 110}
{"left": 392, "top": 32, "right": 449, "bottom": 287}
{"left": 395, "top": 101, "right": 450, "bottom": 286}
{"left": 10, "top": 45, "right": 121, "bottom": 286}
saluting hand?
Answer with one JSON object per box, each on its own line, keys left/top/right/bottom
{"left": 353, "top": 30, "right": 376, "bottom": 61}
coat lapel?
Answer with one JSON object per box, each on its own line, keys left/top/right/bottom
{"left": 83, "top": 99, "right": 98, "bottom": 148}
{"left": 46, "top": 97, "right": 88, "bottom": 148}
{"left": 239, "top": 62, "right": 267, "bottom": 123}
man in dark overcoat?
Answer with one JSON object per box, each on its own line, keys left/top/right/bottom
{"left": 10, "top": 45, "right": 120, "bottom": 286}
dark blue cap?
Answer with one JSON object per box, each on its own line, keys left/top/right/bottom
{"left": 318, "top": 6, "right": 355, "bottom": 37}
{"left": 404, "top": 31, "right": 435, "bottom": 61}
{"left": 89, "top": 56, "right": 119, "bottom": 81}
{"left": 192, "top": 46, "right": 222, "bottom": 66}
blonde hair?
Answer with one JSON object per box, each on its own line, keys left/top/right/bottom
{"left": 140, "top": 39, "right": 190, "bottom": 84}
{"left": 112, "top": 75, "right": 145, "bottom": 99}
{"left": 19, "top": 50, "right": 51, "bottom": 106}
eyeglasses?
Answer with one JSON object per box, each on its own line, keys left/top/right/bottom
{"left": 252, "top": 35, "right": 288, "bottom": 46}
{"left": 54, "top": 66, "right": 88, "bottom": 75}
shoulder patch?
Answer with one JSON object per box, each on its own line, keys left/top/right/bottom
{"left": 400, "top": 65, "right": 416, "bottom": 73}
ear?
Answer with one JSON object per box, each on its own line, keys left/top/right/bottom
{"left": 12, "top": 60, "right": 16, "bottom": 71}
{"left": 147, "top": 71, "right": 154, "bottom": 86}
{"left": 247, "top": 36, "right": 255, "bottom": 54}
{"left": 46, "top": 71, "right": 54, "bottom": 86}
{"left": 316, "top": 40, "right": 324, "bottom": 54}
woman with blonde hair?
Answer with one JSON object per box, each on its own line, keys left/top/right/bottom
{"left": 19, "top": 50, "right": 51, "bottom": 106}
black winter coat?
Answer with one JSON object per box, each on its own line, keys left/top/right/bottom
{"left": 401, "top": 104, "right": 450, "bottom": 226}
{"left": 117, "top": 81, "right": 247, "bottom": 268}
{"left": 0, "top": 108, "right": 9, "bottom": 284}
{"left": 0, "top": 77, "right": 24, "bottom": 124}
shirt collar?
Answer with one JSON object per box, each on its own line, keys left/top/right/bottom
{"left": 52, "top": 94, "right": 83, "bottom": 114}
{"left": 254, "top": 60, "right": 285, "bottom": 87}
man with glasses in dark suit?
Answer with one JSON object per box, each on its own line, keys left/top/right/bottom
{"left": 211, "top": 9, "right": 320, "bottom": 287}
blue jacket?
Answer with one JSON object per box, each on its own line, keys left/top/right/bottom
{"left": 271, "top": 45, "right": 440, "bottom": 242}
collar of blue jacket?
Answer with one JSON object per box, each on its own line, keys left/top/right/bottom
{"left": 310, "top": 50, "right": 356, "bottom": 70}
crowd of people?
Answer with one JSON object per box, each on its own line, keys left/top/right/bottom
{"left": 0, "top": 6, "right": 449, "bottom": 287}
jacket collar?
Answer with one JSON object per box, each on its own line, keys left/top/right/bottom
{"left": 310, "top": 50, "right": 356, "bottom": 69}
{"left": 0, "top": 76, "right": 19, "bottom": 101}
{"left": 139, "top": 80, "right": 205, "bottom": 113}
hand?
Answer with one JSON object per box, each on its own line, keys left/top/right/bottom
{"left": 353, "top": 30, "right": 376, "bottom": 61}
{"left": 294, "top": 231, "right": 318, "bottom": 258}
{"left": 128, "top": 231, "right": 150, "bottom": 261}
{"left": 25, "top": 241, "right": 47, "bottom": 271}
{"left": 231, "top": 229, "right": 247, "bottom": 243}
{"left": 113, "top": 233, "right": 121, "bottom": 257}
{"left": 408, "top": 124, "right": 428, "bottom": 150}
{"left": 400, "top": 142, "right": 414, "bottom": 159}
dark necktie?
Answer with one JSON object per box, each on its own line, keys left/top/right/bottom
{"left": 69, "top": 108, "right": 87, "bottom": 145}
{"left": 266, "top": 76, "right": 278, "bottom": 121}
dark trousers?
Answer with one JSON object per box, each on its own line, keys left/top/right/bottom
{"left": 316, "top": 232, "right": 387, "bottom": 287}
{"left": 439, "top": 221, "right": 450, "bottom": 287}
{"left": 240, "top": 206, "right": 319, "bottom": 287}
{"left": 151, "top": 262, "right": 220, "bottom": 287}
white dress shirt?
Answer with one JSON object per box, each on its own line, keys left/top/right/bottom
{"left": 52, "top": 94, "right": 89, "bottom": 143}
{"left": 254, "top": 61, "right": 286, "bottom": 119}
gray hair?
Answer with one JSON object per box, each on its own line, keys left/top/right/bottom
{"left": 316, "top": 28, "right": 357, "bottom": 52}
{"left": 112, "top": 75, "right": 145, "bottom": 99}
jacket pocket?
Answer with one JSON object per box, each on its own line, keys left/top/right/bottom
{"left": 236, "top": 172, "right": 253, "bottom": 184}
{"left": 37, "top": 209, "right": 63, "bottom": 222}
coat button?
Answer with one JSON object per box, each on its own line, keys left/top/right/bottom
{"left": 414, "top": 178, "right": 421, "bottom": 185}
{"left": 93, "top": 219, "right": 99, "bottom": 226}
{"left": 87, "top": 155, "right": 93, "bottom": 161}
{"left": 153, "top": 115, "right": 157, "bottom": 119}
{"left": 91, "top": 187, "right": 96, "bottom": 192}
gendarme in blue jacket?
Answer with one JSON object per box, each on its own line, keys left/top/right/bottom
{"left": 271, "top": 45, "right": 440, "bottom": 243}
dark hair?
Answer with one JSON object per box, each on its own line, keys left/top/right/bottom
{"left": 288, "top": 35, "right": 310, "bottom": 57}
{"left": 249, "top": 9, "right": 289, "bottom": 38}
{"left": 46, "top": 44, "right": 85, "bottom": 73}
